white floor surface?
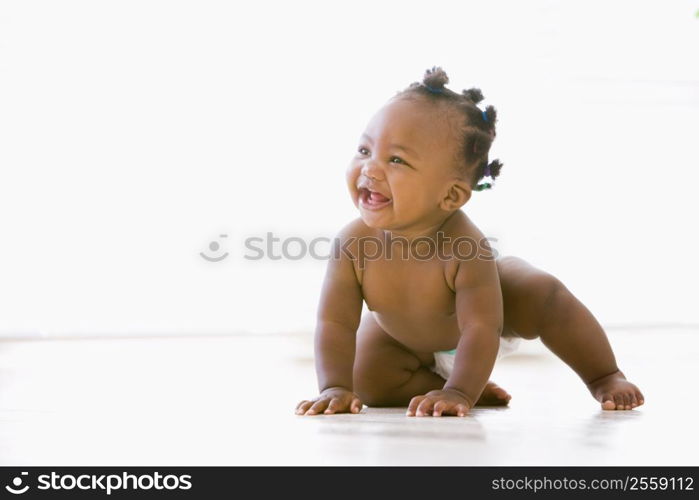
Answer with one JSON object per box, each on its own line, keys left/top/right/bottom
{"left": 0, "top": 327, "right": 696, "bottom": 465}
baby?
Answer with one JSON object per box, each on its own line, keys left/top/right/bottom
{"left": 296, "top": 66, "right": 644, "bottom": 417}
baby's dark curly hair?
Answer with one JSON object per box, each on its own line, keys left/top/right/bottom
{"left": 394, "top": 66, "right": 503, "bottom": 191}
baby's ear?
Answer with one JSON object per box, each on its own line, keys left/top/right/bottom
{"left": 440, "top": 180, "right": 472, "bottom": 211}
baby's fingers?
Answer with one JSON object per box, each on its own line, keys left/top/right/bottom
{"left": 406, "top": 396, "right": 425, "bottom": 417}
{"left": 454, "top": 403, "right": 470, "bottom": 417}
{"left": 432, "top": 400, "right": 451, "bottom": 417}
{"left": 435, "top": 401, "right": 470, "bottom": 417}
{"left": 305, "top": 398, "right": 330, "bottom": 415}
{"left": 416, "top": 398, "right": 436, "bottom": 417}
{"left": 323, "top": 397, "right": 344, "bottom": 414}
{"left": 295, "top": 400, "right": 313, "bottom": 415}
{"left": 350, "top": 397, "right": 363, "bottom": 414}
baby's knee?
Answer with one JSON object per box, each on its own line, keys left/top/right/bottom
{"left": 517, "top": 273, "right": 568, "bottom": 338}
{"left": 353, "top": 373, "right": 395, "bottom": 407}
{"left": 354, "top": 361, "right": 390, "bottom": 406}
{"left": 539, "top": 275, "right": 574, "bottom": 328}
{"left": 353, "top": 361, "right": 414, "bottom": 407}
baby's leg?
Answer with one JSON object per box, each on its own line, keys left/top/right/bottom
{"left": 353, "top": 312, "right": 510, "bottom": 407}
{"left": 498, "top": 256, "right": 644, "bottom": 410}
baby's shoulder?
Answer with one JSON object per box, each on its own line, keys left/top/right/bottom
{"left": 336, "top": 217, "right": 379, "bottom": 239}
{"left": 332, "top": 217, "right": 382, "bottom": 260}
{"left": 440, "top": 210, "right": 486, "bottom": 243}
{"left": 441, "top": 210, "right": 495, "bottom": 267}
{"left": 439, "top": 211, "right": 496, "bottom": 290}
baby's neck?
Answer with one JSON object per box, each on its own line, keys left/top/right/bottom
{"left": 382, "top": 211, "right": 456, "bottom": 243}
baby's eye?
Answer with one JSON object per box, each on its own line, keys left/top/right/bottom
{"left": 356, "top": 147, "right": 408, "bottom": 167}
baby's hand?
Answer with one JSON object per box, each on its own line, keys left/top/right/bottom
{"left": 295, "top": 387, "right": 363, "bottom": 416}
{"left": 407, "top": 388, "right": 472, "bottom": 417}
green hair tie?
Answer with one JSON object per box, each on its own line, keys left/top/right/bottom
{"left": 474, "top": 182, "right": 492, "bottom": 191}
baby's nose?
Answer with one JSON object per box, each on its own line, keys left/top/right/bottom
{"left": 361, "top": 160, "right": 385, "bottom": 180}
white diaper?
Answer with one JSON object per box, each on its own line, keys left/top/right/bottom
{"left": 431, "top": 336, "right": 521, "bottom": 380}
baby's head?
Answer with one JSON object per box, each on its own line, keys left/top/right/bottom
{"left": 347, "top": 66, "right": 502, "bottom": 232}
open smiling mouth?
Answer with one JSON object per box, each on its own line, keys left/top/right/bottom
{"left": 358, "top": 187, "right": 392, "bottom": 210}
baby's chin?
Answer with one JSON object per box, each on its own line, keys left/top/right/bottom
{"left": 359, "top": 216, "right": 388, "bottom": 229}
{"left": 357, "top": 209, "right": 394, "bottom": 230}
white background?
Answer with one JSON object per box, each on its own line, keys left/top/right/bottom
{"left": 0, "top": 0, "right": 697, "bottom": 337}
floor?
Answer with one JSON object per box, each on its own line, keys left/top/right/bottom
{"left": 0, "top": 327, "right": 696, "bottom": 466}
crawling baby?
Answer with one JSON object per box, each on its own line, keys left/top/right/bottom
{"left": 296, "top": 66, "right": 644, "bottom": 417}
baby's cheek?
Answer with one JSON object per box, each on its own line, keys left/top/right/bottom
{"left": 345, "top": 170, "right": 359, "bottom": 192}
{"left": 345, "top": 162, "right": 360, "bottom": 178}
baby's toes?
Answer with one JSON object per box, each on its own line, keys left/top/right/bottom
{"left": 635, "top": 390, "right": 645, "bottom": 407}
{"left": 601, "top": 395, "right": 616, "bottom": 411}
{"left": 494, "top": 387, "right": 511, "bottom": 401}
{"left": 614, "top": 394, "right": 624, "bottom": 410}
{"left": 622, "top": 395, "right": 631, "bottom": 410}
{"left": 631, "top": 393, "right": 641, "bottom": 408}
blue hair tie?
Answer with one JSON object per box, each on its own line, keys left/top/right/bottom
{"left": 482, "top": 109, "right": 488, "bottom": 122}
{"left": 424, "top": 84, "right": 444, "bottom": 94}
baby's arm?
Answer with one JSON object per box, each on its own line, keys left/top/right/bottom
{"left": 445, "top": 254, "right": 504, "bottom": 407}
{"left": 407, "top": 248, "right": 503, "bottom": 417}
{"left": 295, "top": 223, "right": 364, "bottom": 415}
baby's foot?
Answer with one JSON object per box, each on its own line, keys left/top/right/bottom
{"left": 587, "top": 369, "right": 645, "bottom": 410}
{"left": 475, "top": 380, "right": 511, "bottom": 406}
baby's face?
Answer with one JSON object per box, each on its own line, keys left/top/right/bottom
{"left": 346, "top": 97, "right": 463, "bottom": 231}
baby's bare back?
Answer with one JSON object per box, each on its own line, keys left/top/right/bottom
{"left": 352, "top": 211, "right": 491, "bottom": 353}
